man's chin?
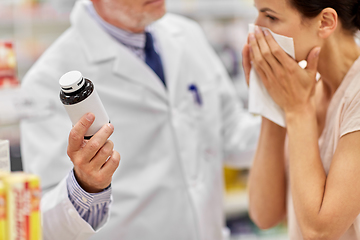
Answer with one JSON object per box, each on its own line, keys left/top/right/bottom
{"left": 152, "top": 6, "right": 167, "bottom": 20}
{"left": 142, "top": 9, "right": 166, "bottom": 25}
{"left": 155, "top": 9, "right": 167, "bottom": 21}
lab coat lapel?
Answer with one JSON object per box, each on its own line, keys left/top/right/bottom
{"left": 71, "top": 0, "right": 167, "bottom": 102}
{"left": 153, "top": 16, "right": 185, "bottom": 107}
{"left": 112, "top": 45, "right": 168, "bottom": 102}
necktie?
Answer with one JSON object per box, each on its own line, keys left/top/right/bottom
{"left": 145, "top": 32, "right": 166, "bottom": 87}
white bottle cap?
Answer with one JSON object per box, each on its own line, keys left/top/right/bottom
{"left": 59, "top": 71, "right": 85, "bottom": 93}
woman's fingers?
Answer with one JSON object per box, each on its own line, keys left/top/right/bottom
{"left": 258, "top": 28, "right": 300, "bottom": 90}
{"left": 254, "top": 27, "right": 282, "bottom": 72}
{"left": 263, "top": 29, "right": 293, "bottom": 64}
{"left": 249, "top": 26, "right": 295, "bottom": 92}
{"left": 250, "top": 47, "right": 271, "bottom": 89}
{"left": 242, "top": 44, "right": 252, "bottom": 86}
{"left": 306, "top": 47, "right": 321, "bottom": 75}
{"left": 249, "top": 32, "right": 273, "bottom": 76}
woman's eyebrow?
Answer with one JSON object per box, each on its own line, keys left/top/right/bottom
{"left": 260, "top": 8, "right": 279, "bottom": 14}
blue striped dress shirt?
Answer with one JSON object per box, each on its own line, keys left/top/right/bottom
{"left": 86, "top": 2, "right": 147, "bottom": 60}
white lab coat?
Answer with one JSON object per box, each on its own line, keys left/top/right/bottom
{"left": 20, "top": 1, "right": 261, "bottom": 239}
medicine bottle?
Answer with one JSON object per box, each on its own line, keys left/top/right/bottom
{"left": 59, "top": 71, "right": 109, "bottom": 139}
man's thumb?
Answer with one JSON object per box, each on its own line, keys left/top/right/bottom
{"left": 306, "top": 47, "right": 321, "bottom": 74}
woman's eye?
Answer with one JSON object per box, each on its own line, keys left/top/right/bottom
{"left": 266, "top": 15, "right": 278, "bottom": 21}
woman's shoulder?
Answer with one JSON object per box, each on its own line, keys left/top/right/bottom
{"left": 336, "top": 69, "right": 360, "bottom": 139}
{"left": 344, "top": 70, "right": 360, "bottom": 101}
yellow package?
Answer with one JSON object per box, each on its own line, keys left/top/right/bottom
{"left": 28, "top": 175, "right": 41, "bottom": 240}
{"left": 0, "top": 171, "right": 9, "bottom": 240}
{"left": 3, "top": 173, "right": 42, "bottom": 240}
{"left": 3, "top": 173, "right": 28, "bottom": 240}
{"left": 0, "top": 180, "right": 5, "bottom": 240}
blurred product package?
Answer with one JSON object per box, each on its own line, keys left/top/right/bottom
{"left": 20, "top": 0, "right": 41, "bottom": 7}
{"left": 0, "top": 41, "right": 55, "bottom": 126}
{"left": 0, "top": 88, "right": 56, "bottom": 126}
{"left": 0, "top": 171, "right": 42, "bottom": 240}
{"left": 0, "top": 140, "right": 10, "bottom": 172}
{"left": 0, "top": 143, "right": 42, "bottom": 239}
{"left": 0, "top": 180, "right": 5, "bottom": 240}
{"left": 0, "top": 41, "right": 19, "bottom": 89}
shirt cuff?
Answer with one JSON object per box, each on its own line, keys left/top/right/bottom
{"left": 66, "top": 169, "right": 112, "bottom": 215}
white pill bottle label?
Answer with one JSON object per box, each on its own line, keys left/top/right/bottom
{"left": 64, "top": 90, "right": 109, "bottom": 138}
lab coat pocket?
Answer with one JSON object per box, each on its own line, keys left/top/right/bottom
{"left": 196, "top": 82, "right": 221, "bottom": 165}
{"left": 176, "top": 81, "right": 220, "bottom": 183}
{"left": 197, "top": 82, "right": 220, "bottom": 125}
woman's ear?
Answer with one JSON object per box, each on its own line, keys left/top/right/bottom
{"left": 318, "top": 8, "right": 338, "bottom": 38}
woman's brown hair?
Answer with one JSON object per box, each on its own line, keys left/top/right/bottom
{"left": 289, "top": 0, "right": 360, "bottom": 33}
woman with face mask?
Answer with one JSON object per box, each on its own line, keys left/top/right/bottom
{"left": 243, "top": 0, "right": 360, "bottom": 239}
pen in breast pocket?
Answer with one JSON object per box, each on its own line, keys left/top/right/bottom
{"left": 188, "top": 84, "right": 202, "bottom": 106}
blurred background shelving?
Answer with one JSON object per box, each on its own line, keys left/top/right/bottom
{"left": 0, "top": 0, "right": 288, "bottom": 239}
{"left": 167, "top": 0, "right": 256, "bottom": 18}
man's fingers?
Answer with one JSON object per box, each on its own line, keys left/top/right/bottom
{"left": 100, "top": 150, "right": 121, "bottom": 177}
{"left": 90, "top": 140, "right": 114, "bottom": 170}
{"left": 68, "top": 113, "right": 95, "bottom": 153}
{"left": 81, "top": 123, "right": 114, "bottom": 161}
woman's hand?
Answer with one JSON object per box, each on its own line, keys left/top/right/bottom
{"left": 248, "top": 26, "right": 321, "bottom": 115}
{"left": 242, "top": 42, "right": 252, "bottom": 86}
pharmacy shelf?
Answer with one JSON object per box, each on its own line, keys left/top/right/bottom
{"left": 224, "top": 190, "right": 249, "bottom": 219}
{"left": 0, "top": 3, "right": 70, "bottom": 28}
{"left": 0, "top": 0, "right": 256, "bottom": 27}
{"left": 167, "top": 0, "right": 257, "bottom": 19}
{"left": 231, "top": 234, "right": 289, "bottom": 240}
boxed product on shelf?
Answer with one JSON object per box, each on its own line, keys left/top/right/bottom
{"left": 20, "top": 0, "right": 41, "bottom": 7}
{"left": 0, "top": 140, "right": 10, "bottom": 172}
{"left": 0, "top": 41, "right": 19, "bottom": 89}
{"left": 0, "top": 180, "right": 5, "bottom": 240}
{"left": 0, "top": 172, "right": 42, "bottom": 240}
{"left": 0, "top": 142, "right": 41, "bottom": 240}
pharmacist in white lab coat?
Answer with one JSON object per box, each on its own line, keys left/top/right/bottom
{"left": 20, "top": 0, "right": 260, "bottom": 239}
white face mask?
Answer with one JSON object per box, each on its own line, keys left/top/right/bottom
{"left": 247, "top": 24, "right": 295, "bottom": 128}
